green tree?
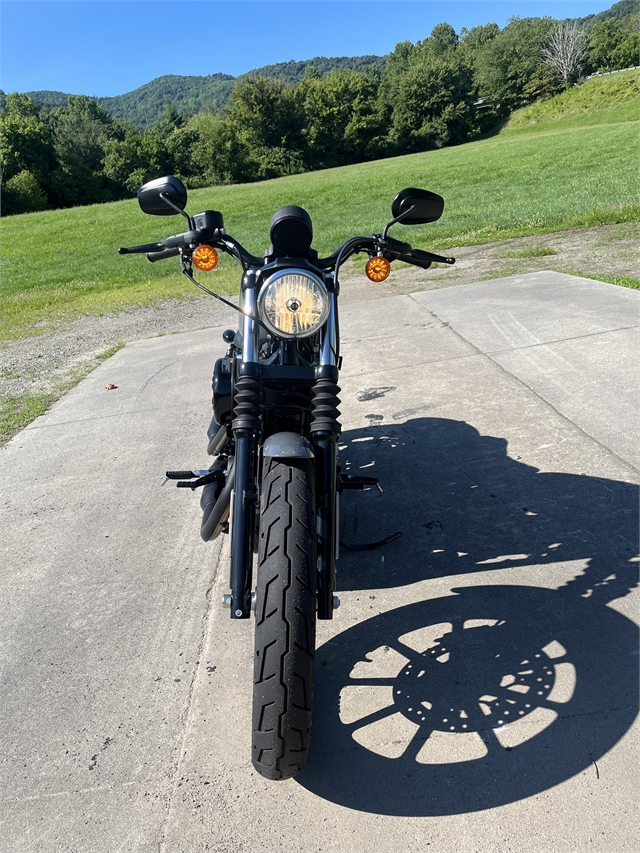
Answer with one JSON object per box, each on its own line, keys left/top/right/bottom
{"left": 459, "top": 22, "right": 500, "bottom": 58}
{"left": 4, "top": 92, "right": 41, "bottom": 118}
{"left": 0, "top": 94, "right": 56, "bottom": 182}
{"left": 414, "top": 22, "right": 458, "bottom": 58}
{"left": 102, "top": 126, "right": 147, "bottom": 193}
{"left": 589, "top": 16, "right": 639, "bottom": 71}
{"left": 226, "top": 76, "right": 305, "bottom": 154}
{"left": 188, "top": 112, "right": 254, "bottom": 184}
{"left": 390, "top": 54, "right": 475, "bottom": 151}
{"left": 2, "top": 169, "right": 48, "bottom": 215}
{"left": 611, "top": 29, "right": 640, "bottom": 69}
{"left": 474, "top": 17, "right": 560, "bottom": 113}
{"left": 48, "top": 95, "right": 119, "bottom": 206}
{"left": 303, "top": 69, "right": 383, "bottom": 167}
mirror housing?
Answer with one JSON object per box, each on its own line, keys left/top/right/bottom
{"left": 138, "top": 175, "right": 188, "bottom": 216}
{"left": 391, "top": 188, "right": 444, "bottom": 225}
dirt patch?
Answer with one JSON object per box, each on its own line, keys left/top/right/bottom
{"left": 1, "top": 222, "right": 638, "bottom": 444}
{"left": 337, "top": 221, "right": 638, "bottom": 301}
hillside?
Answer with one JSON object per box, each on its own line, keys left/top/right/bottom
{"left": 11, "top": 0, "right": 635, "bottom": 130}
{"left": 504, "top": 68, "right": 639, "bottom": 131}
{"left": 1, "top": 69, "right": 637, "bottom": 340}
{"left": 20, "top": 54, "right": 386, "bottom": 129}
{"left": 576, "top": 0, "right": 637, "bottom": 26}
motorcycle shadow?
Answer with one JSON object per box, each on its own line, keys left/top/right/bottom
{"left": 296, "top": 418, "right": 639, "bottom": 815}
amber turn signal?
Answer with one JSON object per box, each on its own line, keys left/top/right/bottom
{"left": 193, "top": 245, "right": 219, "bottom": 271}
{"left": 365, "top": 255, "right": 391, "bottom": 282}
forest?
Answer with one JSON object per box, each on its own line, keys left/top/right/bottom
{"left": 1, "top": 0, "right": 637, "bottom": 217}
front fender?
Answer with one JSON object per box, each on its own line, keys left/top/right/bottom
{"left": 262, "top": 432, "right": 314, "bottom": 459}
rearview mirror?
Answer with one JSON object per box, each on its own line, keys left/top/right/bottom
{"left": 391, "top": 188, "right": 444, "bottom": 225}
{"left": 138, "top": 175, "right": 188, "bottom": 216}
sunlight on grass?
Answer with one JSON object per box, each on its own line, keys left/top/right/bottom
{"left": 505, "top": 70, "right": 639, "bottom": 132}
{"left": 0, "top": 393, "right": 52, "bottom": 444}
{"left": 1, "top": 86, "right": 638, "bottom": 340}
{"left": 569, "top": 271, "right": 640, "bottom": 290}
{"left": 499, "top": 246, "right": 557, "bottom": 258}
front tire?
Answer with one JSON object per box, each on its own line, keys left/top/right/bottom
{"left": 252, "top": 457, "right": 316, "bottom": 780}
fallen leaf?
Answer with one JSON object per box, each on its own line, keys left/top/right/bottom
{"left": 105, "top": 383, "right": 118, "bottom": 390}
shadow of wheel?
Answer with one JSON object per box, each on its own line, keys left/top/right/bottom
{"left": 296, "top": 585, "right": 639, "bottom": 816}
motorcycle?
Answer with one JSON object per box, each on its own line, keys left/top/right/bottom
{"left": 119, "top": 176, "right": 455, "bottom": 779}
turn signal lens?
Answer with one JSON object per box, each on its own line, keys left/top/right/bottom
{"left": 366, "top": 256, "right": 391, "bottom": 282}
{"left": 193, "top": 244, "right": 219, "bottom": 271}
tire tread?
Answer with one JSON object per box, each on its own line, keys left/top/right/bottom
{"left": 252, "top": 457, "right": 316, "bottom": 780}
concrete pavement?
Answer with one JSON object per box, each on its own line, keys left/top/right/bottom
{"left": 1, "top": 272, "right": 638, "bottom": 852}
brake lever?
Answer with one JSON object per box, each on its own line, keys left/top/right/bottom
{"left": 118, "top": 242, "right": 166, "bottom": 255}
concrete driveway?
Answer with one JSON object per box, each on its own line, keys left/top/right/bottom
{"left": 1, "top": 271, "right": 638, "bottom": 852}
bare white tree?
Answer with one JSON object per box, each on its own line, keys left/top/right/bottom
{"left": 542, "top": 20, "right": 589, "bottom": 85}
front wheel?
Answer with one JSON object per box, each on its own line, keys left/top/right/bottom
{"left": 252, "top": 457, "right": 317, "bottom": 780}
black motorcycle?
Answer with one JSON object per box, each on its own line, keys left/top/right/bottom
{"left": 119, "top": 176, "right": 454, "bottom": 779}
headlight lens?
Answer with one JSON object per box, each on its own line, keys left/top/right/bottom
{"left": 258, "top": 270, "right": 329, "bottom": 339}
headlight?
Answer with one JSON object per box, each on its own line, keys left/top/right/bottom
{"left": 258, "top": 270, "right": 329, "bottom": 339}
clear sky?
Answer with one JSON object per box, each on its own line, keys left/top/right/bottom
{"left": 1, "top": 0, "right": 612, "bottom": 97}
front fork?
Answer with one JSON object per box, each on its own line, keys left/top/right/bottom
{"left": 228, "top": 279, "right": 341, "bottom": 620}
{"left": 313, "top": 289, "right": 341, "bottom": 620}
{"left": 229, "top": 273, "right": 261, "bottom": 619}
{"left": 314, "top": 437, "right": 339, "bottom": 619}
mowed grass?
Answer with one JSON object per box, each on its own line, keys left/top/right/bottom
{"left": 1, "top": 71, "right": 638, "bottom": 340}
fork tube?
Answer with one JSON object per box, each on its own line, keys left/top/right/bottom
{"left": 314, "top": 289, "right": 341, "bottom": 619}
{"left": 241, "top": 271, "right": 259, "bottom": 363}
{"left": 320, "top": 291, "right": 338, "bottom": 367}
{"left": 229, "top": 271, "right": 261, "bottom": 619}
{"left": 315, "top": 437, "right": 338, "bottom": 619}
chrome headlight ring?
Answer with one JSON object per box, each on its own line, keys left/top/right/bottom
{"left": 257, "top": 269, "right": 330, "bottom": 340}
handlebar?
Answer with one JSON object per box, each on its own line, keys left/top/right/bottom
{"left": 401, "top": 247, "right": 456, "bottom": 268}
{"left": 119, "top": 228, "right": 263, "bottom": 269}
{"left": 316, "top": 235, "right": 455, "bottom": 272}
{"left": 120, "top": 225, "right": 454, "bottom": 274}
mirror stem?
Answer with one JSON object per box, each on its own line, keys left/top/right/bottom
{"left": 382, "top": 205, "right": 416, "bottom": 240}
{"left": 160, "top": 193, "right": 193, "bottom": 229}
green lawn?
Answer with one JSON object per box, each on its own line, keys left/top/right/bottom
{"left": 1, "top": 73, "right": 638, "bottom": 340}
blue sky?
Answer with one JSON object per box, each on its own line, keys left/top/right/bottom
{"left": 1, "top": 1, "right": 611, "bottom": 96}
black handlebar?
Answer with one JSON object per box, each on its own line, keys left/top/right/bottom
{"left": 120, "top": 226, "right": 455, "bottom": 273}
{"left": 404, "top": 248, "right": 456, "bottom": 268}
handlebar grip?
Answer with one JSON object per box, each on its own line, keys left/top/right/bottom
{"left": 412, "top": 248, "right": 455, "bottom": 265}
{"left": 147, "top": 247, "right": 181, "bottom": 263}
{"left": 402, "top": 254, "right": 432, "bottom": 270}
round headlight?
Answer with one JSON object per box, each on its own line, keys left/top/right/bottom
{"left": 258, "top": 270, "right": 329, "bottom": 339}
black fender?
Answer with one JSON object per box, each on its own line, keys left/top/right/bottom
{"left": 262, "top": 431, "right": 315, "bottom": 459}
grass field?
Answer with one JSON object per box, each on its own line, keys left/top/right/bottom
{"left": 1, "top": 70, "right": 638, "bottom": 341}
{"left": 504, "top": 70, "right": 640, "bottom": 131}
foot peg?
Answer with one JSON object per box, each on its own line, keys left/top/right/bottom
{"left": 163, "top": 467, "right": 226, "bottom": 490}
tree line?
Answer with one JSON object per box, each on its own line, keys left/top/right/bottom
{"left": 1, "top": 8, "right": 638, "bottom": 217}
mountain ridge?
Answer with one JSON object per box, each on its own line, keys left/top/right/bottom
{"left": 19, "top": 55, "right": 386, "bottom": 128}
